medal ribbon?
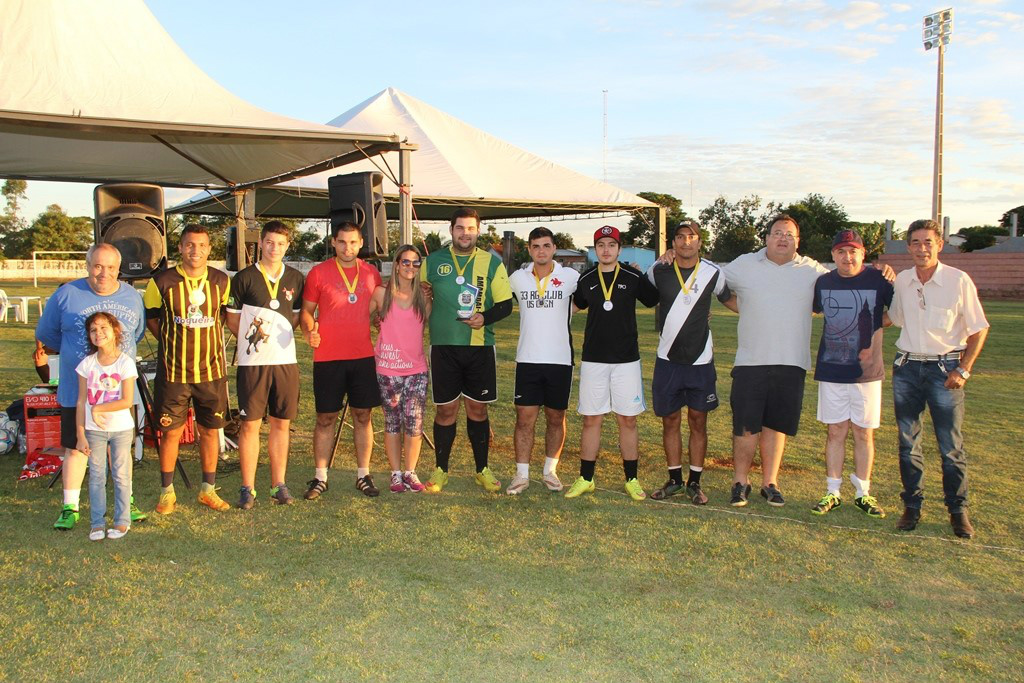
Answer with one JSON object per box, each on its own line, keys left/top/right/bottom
{"left": 533, "top": 265, "right": 552, "bottom": 300}
{"left": 598, "top": 263, "right": 620, "bottom": 305}
{"left": 450, "top": 247, "right": 477, "bottom": 281}
{"left": 334, "top": 258, "right": 359, "bottom": 298}
{"left": 259, "top": 262, "right": 282, "bottom": 303}
{"left": 672, "top": 260, "right": 700, "bottom": 297}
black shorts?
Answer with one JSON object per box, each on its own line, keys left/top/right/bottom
{"left": 651, "top": 358, "right": 719, "bottom": 417}
{"left": 237, "top": 364, "right": 300, "bottom": 421}
{"left": 430, "top": 346, "right": 497, "bottom": 405}
{"left": 312, "top": 357, "right": 381, "bottom": 414}
{"left": 154, "top": 375, "right": 229, "bottom": 431}
{"left": 730, "top": 365, "right": 806, "bottom": 437}
{"left": 61, "top": 406, "right": 139, "bottom": 449}
{"left": 514, "top": 363, "right": 572, "bottom": 410}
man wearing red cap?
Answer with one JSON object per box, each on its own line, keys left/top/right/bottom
{"left": 809, "top": 229, "right": 893, "bottom": 519}
{"left": 564, "top": 226, "right": 659, "bottom": 501}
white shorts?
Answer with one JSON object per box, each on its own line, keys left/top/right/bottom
{"left": 577, "top": 360, "right": 646, "bottom": 416}
{"left": 816, "top": 380, "right": 881, "bottom": 429}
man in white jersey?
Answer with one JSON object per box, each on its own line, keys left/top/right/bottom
{"left": 506, "top": 227, "right": 580, "bottom": 495}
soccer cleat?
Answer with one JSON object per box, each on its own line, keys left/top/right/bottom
{"left": 650, "top": 480, "right": 683, "bottom": 501}
{"left": 238, "top": 486, "right": 257, "bottom": 510}
{"left": 542, "top": 472, "right": 564, "bottom": 492}
{"left": 760, "top": 484, "right": 786, "bottom": 507}
{"left": 356, "top": 475, "right": 380, "bottom": 497}
{"left": 89, "top": 527, "right": 105, "bottom": 541}
{"left": 390, "top": 472, "right": 407, "bottom": 493}
{"left": 812, "top": 492, "right": 842, "bottom": 515}
{"left": 854, "top": 495, "right": 885, "bottom": 518}
{"left": 271, "top": 485, "right": 295, "bottom": 505}
{"left": 624, "top": 478, "right": 647, "bottom": 501}
{"left": 155, "top": 490, "right": 176, "bottom": 515}
{"left": 475, "top": 467, "right": 501, "bottom": 493}
{"left": 197, "top": 488, "right": 231, "bottom": 511}
{"left": 403, "top": 471, "right": 425, "bottom": 492}
{"left": 506, "top": 475, "right": 530, "bottom": 495}
{"left": 129, "top": 496, "right": 148, "bottom": 522}
{"left": 423, "top": 467, "right": 448, "bottom": 493}
{"left": 106, "top": 526, "right": 129, "bottom": 540}
{"left": 686, "top": 481, "right": 709, "bottom": 506}
{"left": 564, "top": 476, "right": 595, "bottom": 499}
{"left": 729, "top": 482, "right": 751, "bottom": 507}
{"left": 53, "top": 505, "right": 79, "bottom": 530}
{"left": 304, "top": 478, "right": 328, "bottom": 500}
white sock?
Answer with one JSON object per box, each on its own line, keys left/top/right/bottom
{"left": 516, "top": 463, "right": 530, "bottom": 479}
{"left": 64, "top": 489, "right": 81, "bottom": 508}
{"left": 543, "top": 457, "right": 558, "bottom": 476}
{"left": 357, "top": 467, "right": 369, "bottom": 479}
{"left": 315, "top": 467, "right": 328, "bottom": 482}
{"left": 826, "top": 477, "right": 842, "bottom": 496}
{"left": 690, "top": 465, "right": 703, "bottom": 473}
{"left": 850, "top": 474, "right": 869, "bottom": 498}
{"left": 391, "top": 470, "right": 401, "bottom": 478}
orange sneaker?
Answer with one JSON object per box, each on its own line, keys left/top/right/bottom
{"left": 155, "top": 490, "right": 176, "bottom": 515}
{"left": 197, "top": 488, "right": 230, "bottom": 511}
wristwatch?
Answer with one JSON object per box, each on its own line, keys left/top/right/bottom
{"left": 956, "top": 367, "right": 971, "bottom": 380}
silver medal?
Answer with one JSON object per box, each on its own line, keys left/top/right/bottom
{"left": 603, "top": 301, "right": 613, "bottom": 311}
{"left": 269, "top": 299, "right": 280, "bottom": 310}
{"left": 455, "top": 275, "right": 465, "bottom": 285}
{"left": 348, "top": 293, "right": 358, "bottom": 304}
{"left": 189, "top": 288, "right": 206, "bottom": 306}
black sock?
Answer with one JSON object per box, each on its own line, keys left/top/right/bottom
{"left": 433, "top": 422, "right": 456, "bottom": 472}
{"left": 160, "top": 470, "right": 174, "bottom": 488}
{"left": 687, "top": 467, "right": 703, "bottom": 486}
{"left": 466, "top": 418, "right": 490, "bottom": 473}
{"left": 668, "top": 466, "right": 684, "bottom": 486}
{"left": 580, "top": 460, "right": 596, "bottom": 481}
{"left": 623, "top": 459, "right": 638, "bottom": 481}
{"left": 202, "top": 471, "right": 216, "bottom": 486}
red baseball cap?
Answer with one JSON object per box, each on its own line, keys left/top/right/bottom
{"left": 594, "top": 225, "right": 621, "bottom": 243}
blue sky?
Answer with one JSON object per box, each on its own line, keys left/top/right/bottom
{"left": 19, "top": 0, "right": 1024, "bottom": 245}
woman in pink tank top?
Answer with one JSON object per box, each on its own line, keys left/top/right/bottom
{"left": 371, "top": 245, "right": 431, "bottom": 493}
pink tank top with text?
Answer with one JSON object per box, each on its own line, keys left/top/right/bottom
{"left": 375, "top": 303, "right": 427, "bottom": 376}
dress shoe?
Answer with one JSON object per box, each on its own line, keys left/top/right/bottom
{"left": 896, "top": 507, "right": 921, "bottom": 531}
{"left": 950, "top": 511, "right": 974, "bottom": 539}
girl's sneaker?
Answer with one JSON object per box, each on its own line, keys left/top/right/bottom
{"left": 390, "top": 472, "right": 407, "bottom": 493}
{"left": 403, "top": 471, "right": 425, "bottom": 492}
{"left": 89, "top": 527, "right": 105, "bottom": 542}
{"left": 106, "top": 526, "right": 129, "bottom": 540}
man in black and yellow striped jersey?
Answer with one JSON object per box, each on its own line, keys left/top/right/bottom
{"left": 144, "top": 223, "right": 232, "bottom": 514}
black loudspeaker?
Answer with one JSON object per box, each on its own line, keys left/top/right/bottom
{"left": 328, "top": 172, "right": 387, "bottom": 258}
{"left": 226, "top": 225, "right": 259, "bottom": 272}
{"left": 94, "top": 183, "right": 167, "bottom": 279}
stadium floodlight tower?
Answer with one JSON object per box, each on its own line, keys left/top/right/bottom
{"left": 923, "top": 7, "right": 953, "bottom": 223}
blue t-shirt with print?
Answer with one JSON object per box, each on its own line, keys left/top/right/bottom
{"left": 812, "top": 268, "right": 893, "bottom": 383}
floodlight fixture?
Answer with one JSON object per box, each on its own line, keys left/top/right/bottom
{"left": 922, "top": 8, "right": 953, "bottom": 50}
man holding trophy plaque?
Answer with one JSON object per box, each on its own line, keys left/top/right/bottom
{"left": 420, "top": 208, "right": 514, "bottom": 493}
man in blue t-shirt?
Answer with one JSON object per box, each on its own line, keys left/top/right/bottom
{"left": 810, "top": 230, "right": 893, "bottom": 518}
{"left": 35, "top": 243, "right": 147, "bottom": 531}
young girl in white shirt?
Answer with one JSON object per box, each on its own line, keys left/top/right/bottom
{"left": 75, "top": 311, "right": 138, "bottom": 541}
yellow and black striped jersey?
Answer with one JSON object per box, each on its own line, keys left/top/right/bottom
{"left": 144, "top": 265, "right": 230, "bottom": 383}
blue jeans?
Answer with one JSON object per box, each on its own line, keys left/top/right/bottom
{"left": 85, "top": 429, "right": 134, "bottom": 528}
{"left": 892, "top": 358, "right": 968, "bottom": 513}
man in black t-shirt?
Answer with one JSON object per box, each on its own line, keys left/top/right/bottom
{"left": 646, "top": 221, "right": 731, "bottom": 505}
{"left": 810, "top": 230, "right": 893, "bottom": 519}
{"left": 564, "top": 226, "right": 659, "bottom": 501}
{"left": 226, "top": 221, "right": 305, "bottom": 509}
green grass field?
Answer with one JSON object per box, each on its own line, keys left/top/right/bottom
{"left": 1, "top": 279, "right": 1022, "bottom": 682}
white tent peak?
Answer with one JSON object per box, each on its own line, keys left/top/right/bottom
{"left": 1, "top": 0, "right": 340, "bottom": 133}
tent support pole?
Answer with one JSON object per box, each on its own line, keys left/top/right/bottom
{"left": 398, "top": 146, "right": 413, "bottom": 245}
{"left": 656, "top": 205, "right": 666, "bottom": 254}
{"left": 233, "top": 189, "right": 256, "bottom": 269}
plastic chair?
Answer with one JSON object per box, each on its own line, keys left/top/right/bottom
{"left": 0, "top": 289, "right": 13, "bottom": 322}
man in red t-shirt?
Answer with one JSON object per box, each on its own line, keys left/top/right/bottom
{"left": 299, "top": 222, "right": 383, "bottom": 498}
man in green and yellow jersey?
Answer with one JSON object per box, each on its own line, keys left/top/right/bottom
{"left": 421, "top": 208, "right": 513, "bottom": 493}
{"left": 144, "top": 223, "right": 232, "bottom": 514}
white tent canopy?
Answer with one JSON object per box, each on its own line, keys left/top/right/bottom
{"left": 0, "top": 0, "right": 407, "bottom": 189}
{"left": 173, "top": 88, "right": 655, "bottom": 220}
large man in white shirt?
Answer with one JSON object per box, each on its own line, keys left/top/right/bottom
{"left": 506, "top": 227, "right": 579, "bottom": 495}
{"left": 887, "top": 219, "right": 989, "bottom": 539}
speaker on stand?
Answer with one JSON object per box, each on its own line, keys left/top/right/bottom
{"left": 327, "top": 172, "right": 388, "bottom": 259}
{"left": 93, "top": 183, "right": 167, "bottom": 280}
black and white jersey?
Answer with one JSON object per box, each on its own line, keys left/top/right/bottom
{"left": 573, "top": 262, "right": 659, "bottom": 364}
{"left": 227, "top": 263, "right": 304, "bottom": 366}
{"left": 647, "top": 258, "right": 730, "bottom": 366}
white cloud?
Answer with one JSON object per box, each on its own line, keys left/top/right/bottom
{"left": 825, "top": 45, "right": 879, "bottom": 62}
{"left": 890, "top": 3, "right": 911, "bottom": 12}
{"left": 855, "top": 32, "right": 898, "bottom": 43}
{"left": 957, "top": 31, "right": 1000, "bottom": 46}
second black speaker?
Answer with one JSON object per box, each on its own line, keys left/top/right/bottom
{"left": 327, "top": 172, "right": 388, "bottom": 259}
{"left": 94, "top": 183, "right": 167, "bottom": 279}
